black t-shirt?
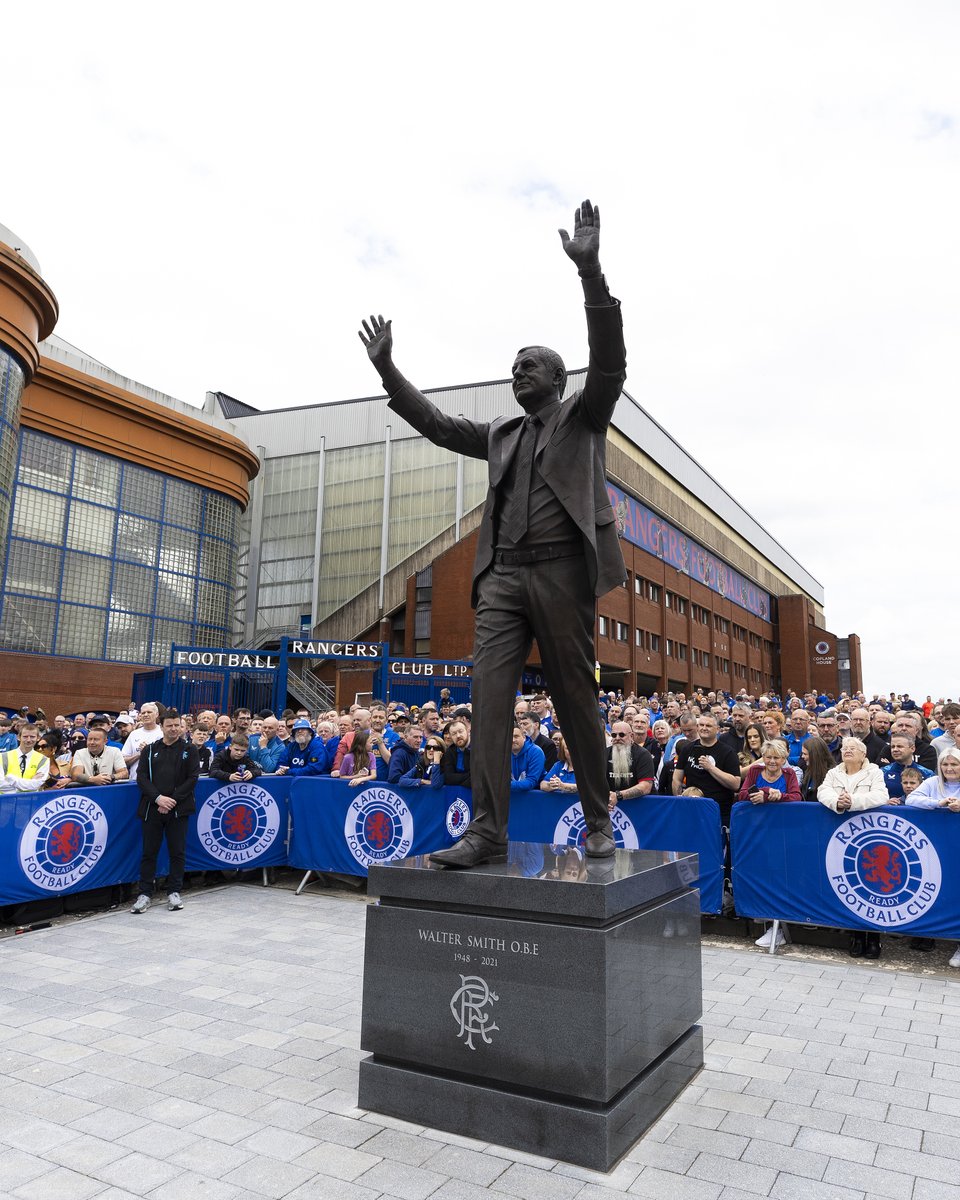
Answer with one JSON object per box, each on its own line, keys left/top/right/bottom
{"left": 607, "top": 743, "right": 656, "bottom": 790}
{"left": 675, "top": 739, "right": 740, "bottom": 803}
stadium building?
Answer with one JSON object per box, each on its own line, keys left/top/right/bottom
{"left": 0, "top": 225, "right": 861, "bottom": 714}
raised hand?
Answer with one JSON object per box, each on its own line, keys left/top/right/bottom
{"left": 558, "top": 198, "right": 601, "bottom": 269}
{"left": 358, "top": 314, "right": 393, "bottom": 367}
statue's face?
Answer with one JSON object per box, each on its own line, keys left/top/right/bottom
{"left": 511, "top": 350, "right": 560, "bottom": 407}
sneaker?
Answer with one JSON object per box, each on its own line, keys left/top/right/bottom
{"left": 755, "top": 927, "right": 774, "bottom": 948}
{"left": 949, "top": 946, "right": 960, "bottom": 969}
{"left": 167, "top": 892, "right": 184, "bottom": 911}
{"left": 130, "top": 894, "right": 150, "bottom": 914}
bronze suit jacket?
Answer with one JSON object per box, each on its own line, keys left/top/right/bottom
{"left": 387, "top": 300, "right": 628, "bottom": 608}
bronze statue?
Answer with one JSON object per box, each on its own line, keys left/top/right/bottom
{"left": 359, "top": 199, "right": 627, "bottom": 866}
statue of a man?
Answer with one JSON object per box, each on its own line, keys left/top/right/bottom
{"left": 359, "top": 199, "right": 627, "bottom": 866}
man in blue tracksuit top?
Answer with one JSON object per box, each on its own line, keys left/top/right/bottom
{"left": 250, "top": 715, "right": 285, "bottom": 774}
{"left": 510, "top": 725, "right": 545, "bottom": 792}
{"left": 275, "top": 719, "right": 327, "bottom": 777}
{"left": 387, "top": 724, "right": 424, "bottom": 785}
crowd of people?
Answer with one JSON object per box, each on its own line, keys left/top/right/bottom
{"left": 2, "top": 686, "right": 958, "bottom": 963}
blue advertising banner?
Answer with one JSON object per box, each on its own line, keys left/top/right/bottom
{"left": 606, "top": 482, "right": 772, "bottom": 620}
{"left": 0, "top": 775, "right": 293, "bottom": 906}
{"left": 0, "top": 786, "right": 143, "bottom": 905}
{"left": 186, "top": 777, "right": 291, "bottom": 871}
{"left": 508, "top": 791, "right": 724, "bottom": 914}
{"left": 287, "top": 781, "right": 723, "bottom": 912}
{"left": 730, "top": 802, "right": 960, "bottom": 938}
{"left": 288, "top": 778, "right": 472, "bottom": 872}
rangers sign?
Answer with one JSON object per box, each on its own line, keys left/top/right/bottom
{"left": 825, "top": 811, "right": 942, "bottom": 927}
{"left": 19, "top": 793, "right": 109, "bottom": 892}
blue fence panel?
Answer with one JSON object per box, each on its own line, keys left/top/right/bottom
{"left": 730, "top": 801, "right": 960, "bottom": 938}
{"left": 185, "top": 776, "right": 292, "bottom": 871}
{"left": 287, "top": 781, "right": 723, "bottom": 912}
{"left": 0, "top": 785, "right": 143, "bottom": 904}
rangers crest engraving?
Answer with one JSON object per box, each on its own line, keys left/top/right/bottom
{"left": 450, "top": 974, "right": 499, "bottom": 1050}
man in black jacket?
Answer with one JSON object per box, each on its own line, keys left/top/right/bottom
{"left": 132, "top": 709, "right": 200, "bottom": 914}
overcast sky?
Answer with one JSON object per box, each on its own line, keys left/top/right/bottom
{"left": 4, "top": 2, "right": 958, "bottom": 699}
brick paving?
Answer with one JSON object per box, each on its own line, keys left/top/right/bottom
{"left": 1, "top": 884, "right": 958, "bottom": 1199}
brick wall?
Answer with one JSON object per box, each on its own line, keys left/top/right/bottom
{"left": 0, "top": 651, "right": 143, "bottom": 717}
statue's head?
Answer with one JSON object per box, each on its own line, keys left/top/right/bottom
{"left": 512, "top": 346, "right": 566, "bottom": 410}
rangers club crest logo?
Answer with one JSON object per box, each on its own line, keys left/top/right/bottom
{"left": 19, "top": 793, "right": 109, "bottom": 891}
{"left": 825, "top": 812, "right": 942, "bottom": 927}
{"left": 344, "top": 786, "right": 414, "bottom": 868}
{"left": 196, "top": 783, "right": 281, "bottom": 865}
{"left": 552, "top": 802, "right": 639, "bottom": 849}
{"left": 445, "top": 797, "right": 470, "bottom": 840}
{"left": 450, "top": 975, "right": 499, "bottom": 1050}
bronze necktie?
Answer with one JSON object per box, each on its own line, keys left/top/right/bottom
{"left": 504, "top": 414, "right": 539, "bottom": 544}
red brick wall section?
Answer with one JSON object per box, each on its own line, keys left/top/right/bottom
{"left": 430, "top": 531, "right": 480, "bottom": 661}
{"left": 0, "top": 652, "right": 143, "bottom": 718}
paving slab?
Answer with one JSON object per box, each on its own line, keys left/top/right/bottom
{"left": 0, "top": 883, "right": 958, "bottom": 1198}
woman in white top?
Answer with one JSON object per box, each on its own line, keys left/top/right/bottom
{"left": 905, "top": 747, "right": 960, "bottom": 812}
{"left": 817, "top": 737, "right": 889, "bottom": 813}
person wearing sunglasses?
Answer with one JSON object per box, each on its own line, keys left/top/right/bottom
{"left": 605, "top": 722, "right": 655, "bottom": 812}
{"left": 396, "top": 738, "right": 446, "bottom": 789}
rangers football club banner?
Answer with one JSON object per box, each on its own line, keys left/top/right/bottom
{"left": 0, "top": 777, "right": 293, "bottom": 905}
{"left": 287, "top": 782, "right": 723, "bottom": 912}
{"left": 508, "top": 791, "right": 724, "bottom": 914}
{"left": 3, "top": 787, "right": 145, "bottom": 904}
{"left": 288, "top": 778, "right": 471, "bottom": 873}
{"left": 188, "top": 777, "right": 291, "bottom": 871}
{"left": 730, "top": 802, "right": 960, "bottom": 938}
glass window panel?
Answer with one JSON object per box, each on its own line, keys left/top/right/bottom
{"left": 61, "top": 551, "right": 112, "bottom": 606}
{"left": 18, "top": 431, "right": 72, "bottom": 491}
{"left": 4, "top": 541, "right": 62, "bottom": 598}
{"left": 387, "top": 439, "right": 458, "bottom": 571}
{"left": 156, "top": 571, "right": 195, "bottom": 619}
{"left": 316, "top": 444, "right": 385, "bottom": 622}
{"left": 112, "top": 562, "right": 157, "bottom": 613}
{"left": 197, "top": 580, "right": 230, "bottom": 628}
{"left": 11, "top": 487, "right": 66, "bottom": 544}
{"left": 164, "top": 478, "right": 202, "bottom": 529}
{"left": 67, "top": 500, "right": 116, "bottom": 554}
{"left": 0, "top": 350, "right": 26, "bottom": 427}
{"left": 106, "top": 610, "right": 151, "bottom": 663}
{"left": 204, "top": 493, "right": 240, "bottom": 543}
{"left": 151, "top": 620, "right": 192, "bottom": 665}
{"left": 2, "top": 429, "right": 239, "bottom": 665}
{"left": 121, "top": 463, "right": 164, "bottom": 519}
{"left": 462, "top": 457, "right": 487, "bottom": 515}
{"left": 200, "top": 537, "right": 235, "bottom": 583}
{"left": 55, "top": 605, "right": 107, "bottom": 658}
{"left": 73, "top": 449, "right": 120, "bottom": 506}
{"left": 116, "top": 514, "right": 159, "bottom": 566}
{"left": 159, "top": 526, "right": 198, "bottom": 575}
{"left": 0, "top": 595, "right": 56, "bottom": 652}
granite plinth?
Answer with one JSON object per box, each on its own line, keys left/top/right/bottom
{"left": 359, "top": 842, "right": 703, "bottom": 1171}
{"left": 360, "top": 1025, "right": 703, "bottom": 1172}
